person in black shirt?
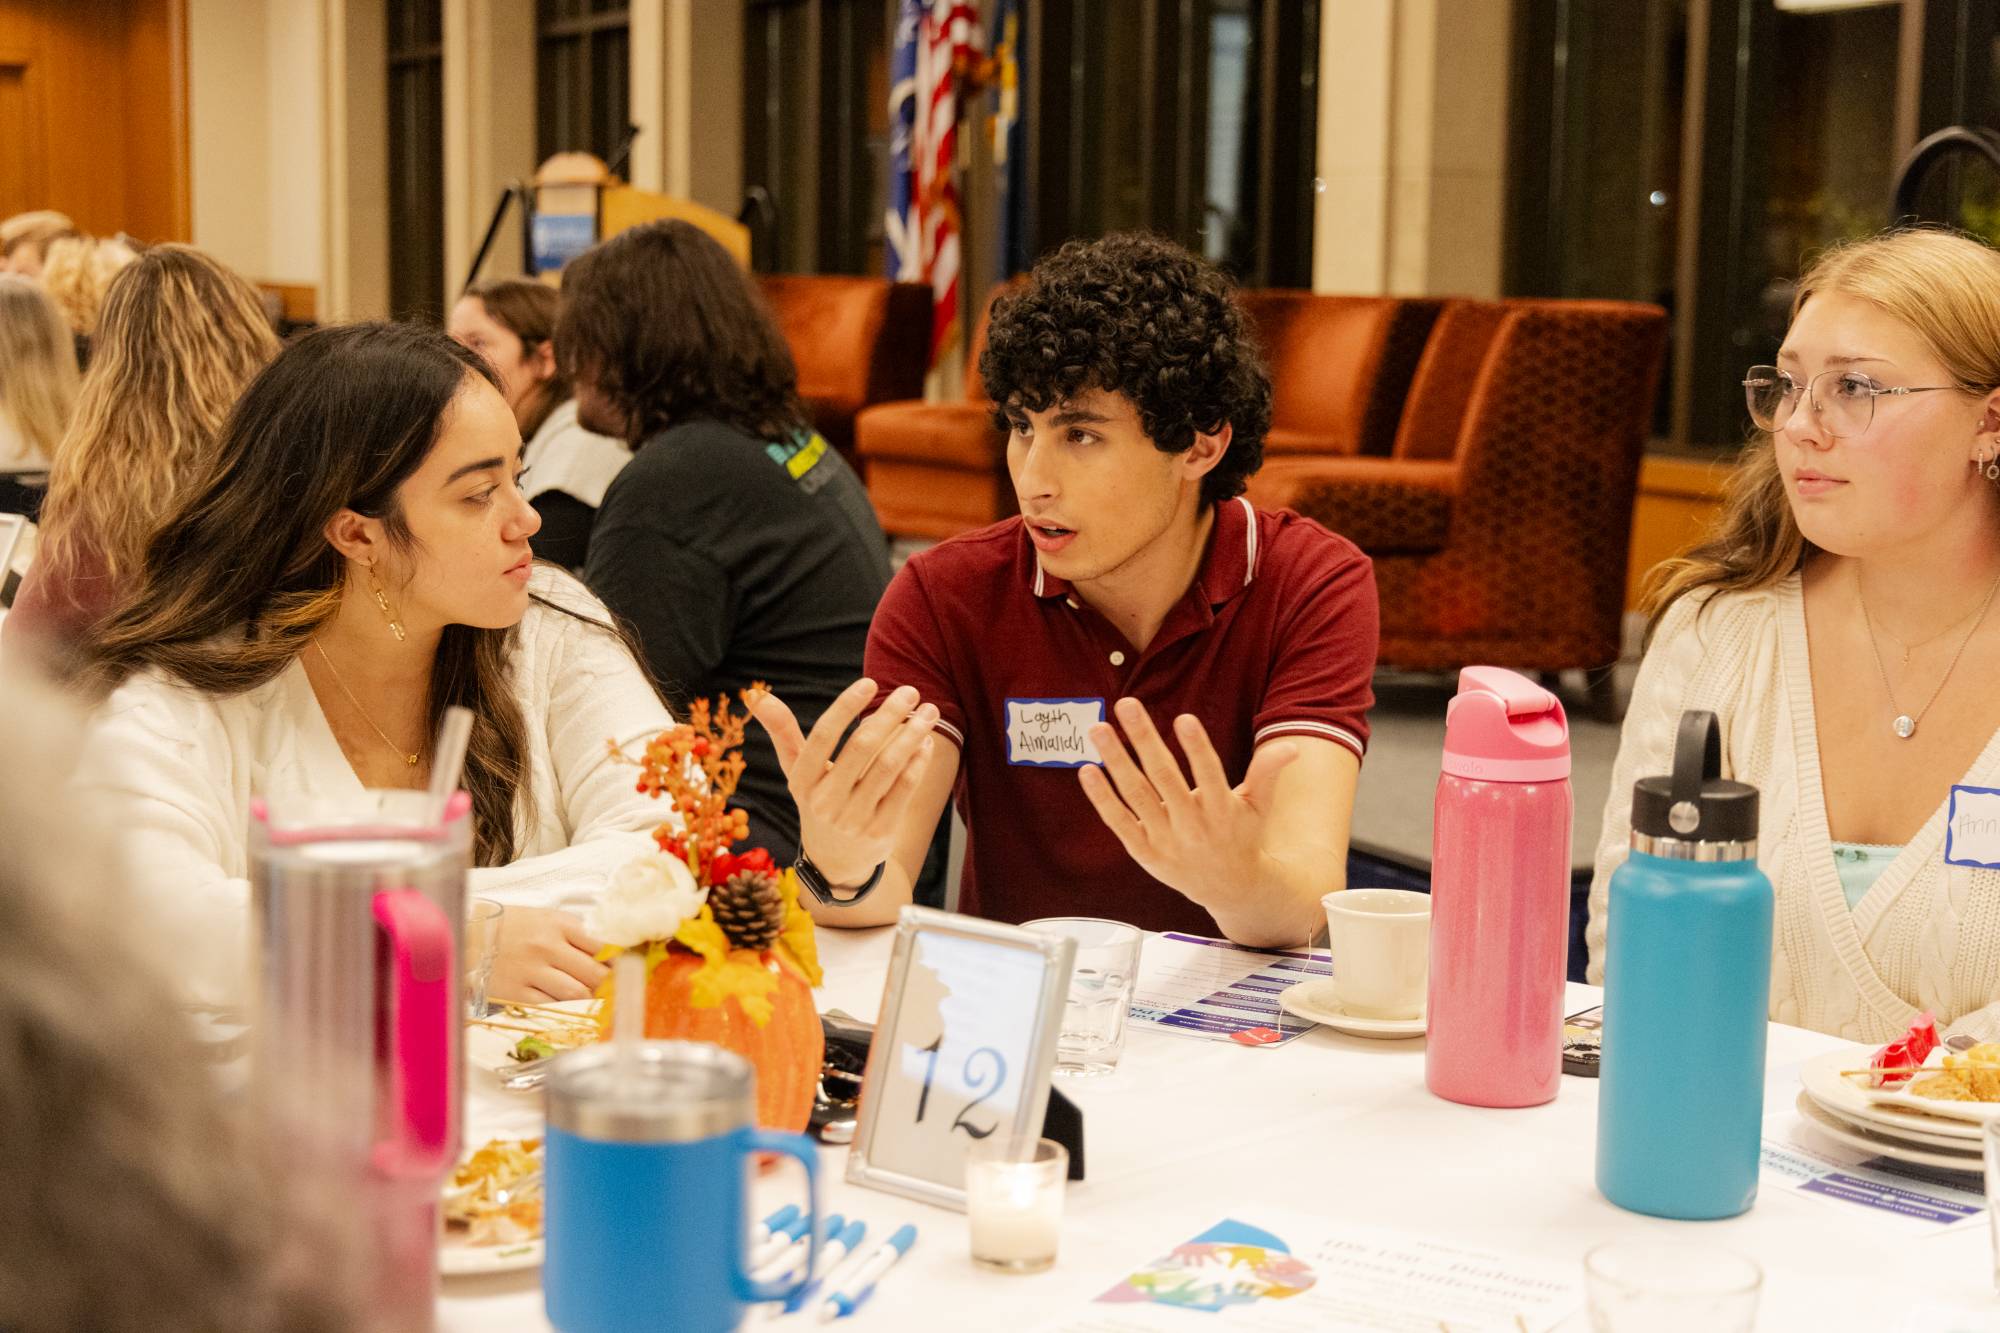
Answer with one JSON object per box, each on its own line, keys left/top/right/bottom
{"left": 556, "top": 221, "right": 892, "bottom": 863}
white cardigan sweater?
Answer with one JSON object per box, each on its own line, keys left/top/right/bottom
{"left": 1587, "top": 575, "right": 2000, "bottom": 1043}
{"left": 73, "top": 568, "right": 673, "bottom": 1008}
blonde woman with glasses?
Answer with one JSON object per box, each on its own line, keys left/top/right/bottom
{"left": 1589, "top": 228, "right": 2000, "bottom": 1042}
{"left": 7, "top": 245, "right": 279, "bottom": 658}
{"left": 0, "top": 275, "right": 79, "bottom": 469}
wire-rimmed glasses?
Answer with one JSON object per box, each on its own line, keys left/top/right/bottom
{"left": 1742, "top": 365, "right": 1963, "bottom": 438}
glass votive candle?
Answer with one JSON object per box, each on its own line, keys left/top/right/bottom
{"left": 1584, "top": 1239, "right": 1762, "bottom": 1332}
{"left": 966, "top": 1136, "right": 1068, "bottom": 1274}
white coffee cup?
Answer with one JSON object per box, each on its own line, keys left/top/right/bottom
{"left": 1322, "top": 888, "right": 1431, "bottom": 1019}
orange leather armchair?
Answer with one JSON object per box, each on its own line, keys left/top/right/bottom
{"left": 856, "top": 283, "right": 1016, "bottom": 540}
{"left": 759, "top": 275, "right": 930, "bottom": 468}
{"left": 1247, "top": 298, "right": 1669, "bottom": 673}
{"left": 1240, "top": 291, "right": 1441, "bottom": 458}
{"left": 857, "top": 288, "right": 1439, "bottom": 541}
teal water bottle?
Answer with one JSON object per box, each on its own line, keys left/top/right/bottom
{"left": 1597, "top": 711, "right": 1771, "bottom": 1220}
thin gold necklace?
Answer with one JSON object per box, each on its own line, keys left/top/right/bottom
{"left": 1858, "top": 568, "right": 2000, "bottom": 740}
{"left": 312, "top": 642, "right": 421, "bottom": 768}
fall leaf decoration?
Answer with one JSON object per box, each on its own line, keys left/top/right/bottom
{"left": 601, "top": 684, "right": 823, "bottom": 1029}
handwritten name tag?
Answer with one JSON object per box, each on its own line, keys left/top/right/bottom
{"left": 1944, "top": 784, "right": 2000, "bottom": 869}
{"left": 1004, "top": 698, "right": 1104, "bottom": 768}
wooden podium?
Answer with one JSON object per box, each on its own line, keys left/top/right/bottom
{"left": 527, "top": 152, "right": 749, "bottom": 275}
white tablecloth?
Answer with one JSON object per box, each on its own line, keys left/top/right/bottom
{"left": 440, "top": 928, "right": 1997, "bottom": 1331}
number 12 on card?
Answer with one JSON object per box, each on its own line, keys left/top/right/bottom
{"left": 848, "top": 907, "right": 1075, "bottom": 1211}
{"left": 912, "top": 1035, "right": 1007, "bottom": 1140}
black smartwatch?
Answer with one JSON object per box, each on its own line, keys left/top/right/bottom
{"left": 793, "top": 851, "right": 886, "bottom": 906}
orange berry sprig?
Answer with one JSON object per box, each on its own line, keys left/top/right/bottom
{"left": 607, "top": 684, "right": 771, "bottom": 888}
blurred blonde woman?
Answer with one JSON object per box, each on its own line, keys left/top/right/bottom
{"left": 7, "top": 244, "right": 278, "bottom": 657}
{"left": 38, "top": 234, "right": 136, "bottom": 343}
{"left": 0, "top": 209, "right": 76, "bottom": 279}
{"left": 1590, "top": 228, "right": 2000, "bottom": 1041}
{"left": 0, "top": 275, "right": 79, "bottom": 469}
{"left": 0, "top": 666, "right": 367, "bottom": 1333}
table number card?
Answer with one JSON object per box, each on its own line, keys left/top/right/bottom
{"left": 847, "top": 907, "right": 1076, "bottom": 1211}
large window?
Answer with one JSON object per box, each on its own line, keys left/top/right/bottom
{"left": 743, "top": 0, "right": 888, "bottom": 274}
{"left": 1509, "top": 0, "right": 1999, "bottom": 448}
{"left": 537, "top": 1, "right": 631, "bottom": 166}
{"left": 387, "top": 0, "right": 445, "bottom": 321}
{"left": 1028, "top": 0, "right": 1317, "bottom": 286}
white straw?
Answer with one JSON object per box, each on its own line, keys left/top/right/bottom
{"left": 613, "top": 951, "right": 646, "bottom": 1069}
{"left": 427, "top": 705, "right": 475, "bottom": 825}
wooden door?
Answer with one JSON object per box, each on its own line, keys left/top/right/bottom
{"left": 0, "top": 0, "right": 188, "bottom": 243}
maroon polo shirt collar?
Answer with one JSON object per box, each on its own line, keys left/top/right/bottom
{"left": 1026, "top": 496, "right": 1261, "bottom": 615}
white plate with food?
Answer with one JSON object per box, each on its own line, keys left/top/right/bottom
{"left": 441, "top": 1136, "right": 545, "bottom": 1276}
{"left": 1792, "top": 1091, "right": 1983, "bottom": 1175}
{"left": 1798, "top": 1047, "right": 1984, "bottom": 1141}
{"left": 1851, "top": 1043, "right": 2000, "bottom": 1126}
{"left": 466, "top": 999, "right": 601, "bottom": 1079}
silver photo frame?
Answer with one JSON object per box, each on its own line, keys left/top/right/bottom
{"left": 846, "top": 905, "right": 1076, "bottom": 1211}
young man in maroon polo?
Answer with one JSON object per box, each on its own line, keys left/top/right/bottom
{"left": 753, "top": 233, "right": 1378, "bottom": 946}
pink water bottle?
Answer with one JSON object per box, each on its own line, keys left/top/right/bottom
{"left": 1425, "top": 666, "right": 1573, "bottom": 1107}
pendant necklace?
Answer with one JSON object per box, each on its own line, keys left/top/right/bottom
{"left": 1858, "top": 568, "right": 2000, "bottom": 740}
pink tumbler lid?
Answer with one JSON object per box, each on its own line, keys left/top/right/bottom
{"left": 1441, "top": 666, "right": 1570, "bottom": 783}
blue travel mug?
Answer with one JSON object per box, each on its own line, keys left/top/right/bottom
{"left": 544, "top": 1041, "right": 822, "bottom": 1333}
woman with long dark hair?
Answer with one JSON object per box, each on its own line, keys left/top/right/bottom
{"left": 76, "top": 321, "right": 672, "bottom": 1009}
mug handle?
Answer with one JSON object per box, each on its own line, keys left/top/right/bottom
{"left": 735, "top": 1129, "right": 822, "bottom": 1304}
{"left": 371, "top": 887, "right": 454, "bottom": 1176}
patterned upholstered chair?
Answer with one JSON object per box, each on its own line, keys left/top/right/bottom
{"left": 1239, "top": 291, "right": 1442, "bottom": 458}
{"left": 1246, "top": 298, "right": 1669, "bottom": 677}
{"left": 758, "top": 275, "right": 931, "bottom": 470}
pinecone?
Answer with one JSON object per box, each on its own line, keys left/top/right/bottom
{"left": 710, "top": 869, "right": 785, "bottom": 951}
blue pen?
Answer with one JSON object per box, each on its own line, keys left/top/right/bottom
{"left": 754, "top": 1204, "right": 801, "bottom": 1246}
{"left": 749, "top": 1211, "right": 812, "bottom": 1269}
{"left": 783, "top": 1219, "right": 867, "bottom": 1314}
{"left": 754, "top": 1213, "right": 841, "bottom": 1284}
{"left": 818, "top": 1224, "right": 917, "bottom": 1322}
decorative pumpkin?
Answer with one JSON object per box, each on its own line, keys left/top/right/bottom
{"left": 594, "top": 687, "right": 827, "bottom": 1136}
{"left": 643, "top": 948, "right": 823, "bottom": 1133}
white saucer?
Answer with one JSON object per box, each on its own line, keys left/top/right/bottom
{"left": 1277, "top": 978, "right": 1426, "bottom": 1040}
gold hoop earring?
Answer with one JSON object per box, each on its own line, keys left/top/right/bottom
{"left": 366, "top": 562, "right": 407, "bottom": 642}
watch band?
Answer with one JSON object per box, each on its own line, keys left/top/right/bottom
{"left": 794, "top": 851, "right": 886, "bottom": 906}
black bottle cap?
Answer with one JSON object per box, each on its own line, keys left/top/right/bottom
{"left": 1630, "top": 710, "right": 1759, "bottom": 843}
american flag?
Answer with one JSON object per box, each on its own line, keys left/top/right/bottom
{"left": 887, "top": 0, "right": 981, "bottom": 365}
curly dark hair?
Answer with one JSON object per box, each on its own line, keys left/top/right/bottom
{"left": 978, "top": 232, "right": 1272, "bottom": 506}
{"left": 554, "top": 220, "right": 809, "bottom": 445}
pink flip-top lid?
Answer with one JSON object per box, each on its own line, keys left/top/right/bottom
{"left": 1441, "top": 666, "right": 1570, "bottom": 783}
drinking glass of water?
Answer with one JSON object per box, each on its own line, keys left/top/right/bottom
{"left": 1023, "top": 918, "right": 1142, "bottom": 1077}
{"left": 465, "top": 898, "right": 504, "bottom": 1018}
{"left": 1584, "top": 1240, "right": 1761, "bottom": 1332}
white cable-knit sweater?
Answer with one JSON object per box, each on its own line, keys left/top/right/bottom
{"left": 72, "top": 568, "right": 674, "bottom": 1009}
{"left": 1587, "top": 575, "right": 2000, "bottom": 1043}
